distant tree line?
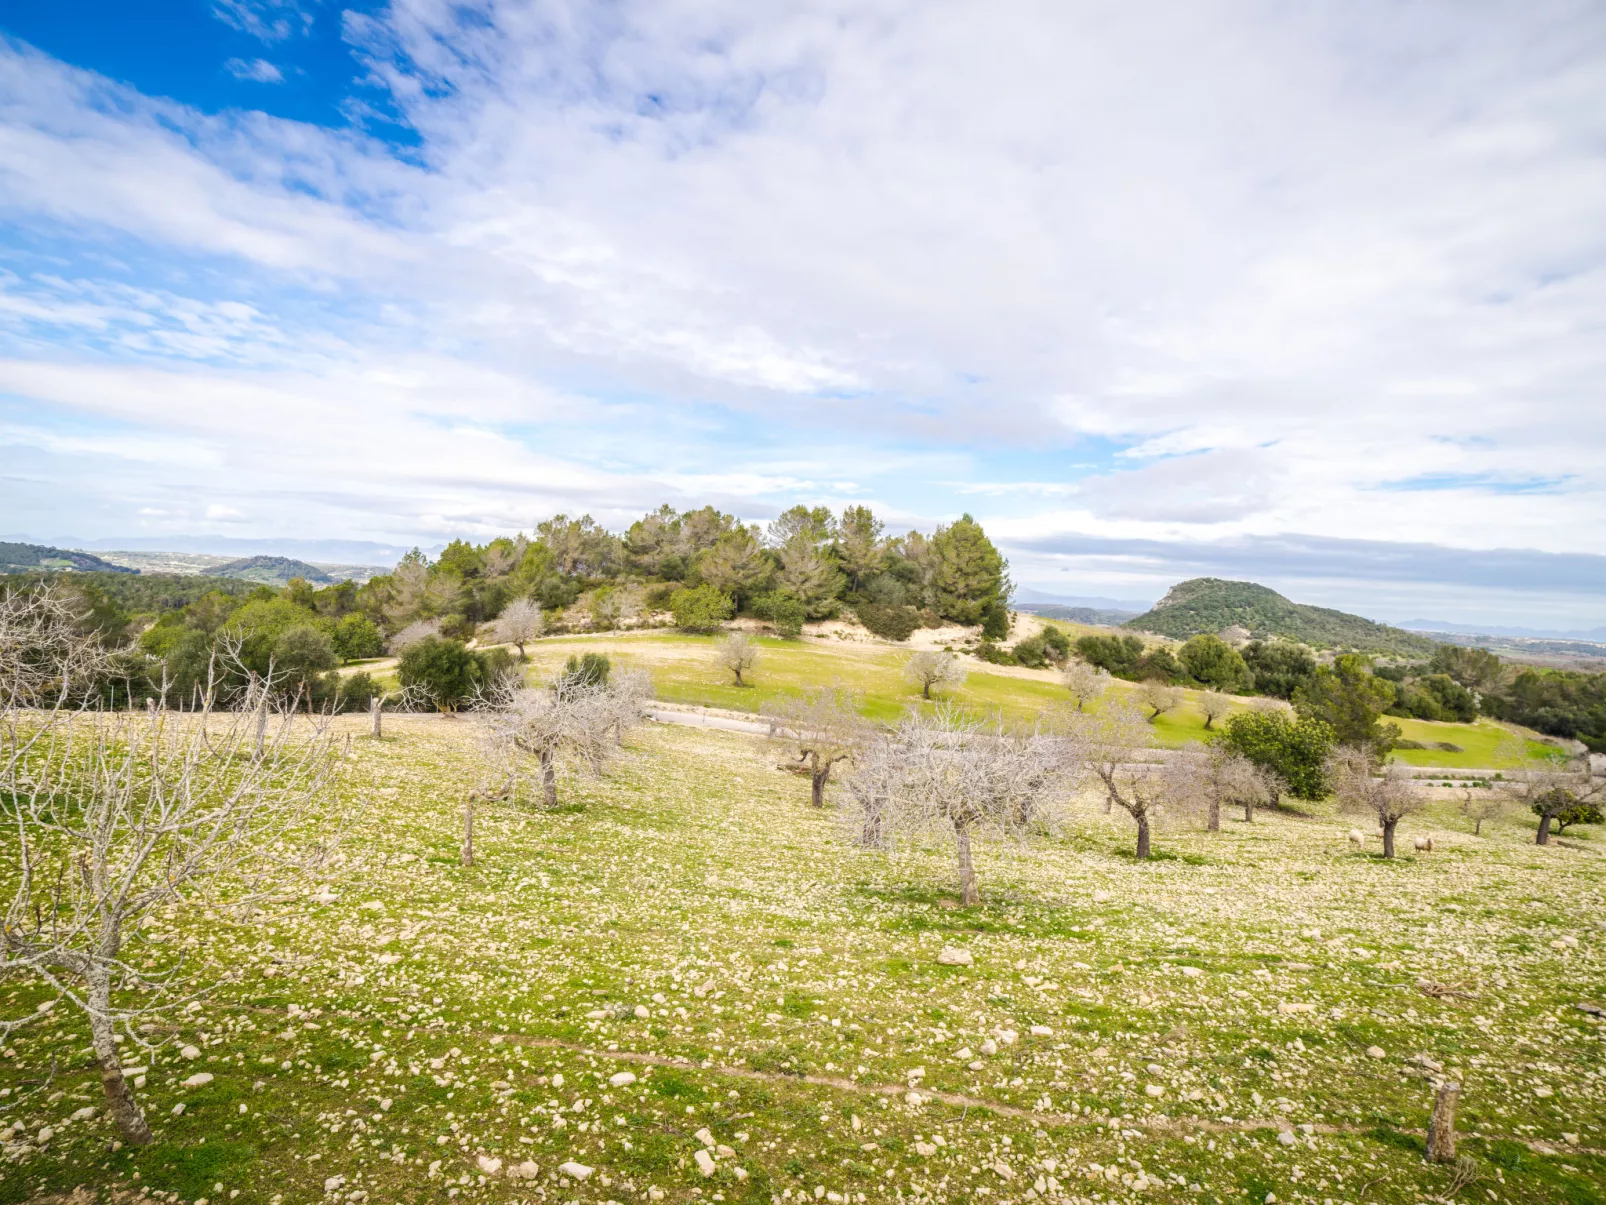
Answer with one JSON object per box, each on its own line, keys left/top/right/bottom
{"left": 0, "top": 503, "right": 1013, "bottom": 712}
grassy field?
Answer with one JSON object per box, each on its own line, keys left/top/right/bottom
{"left": 507, "top": 633, "right": 1553, "bottom": 766}
{"left": 3, "top": 716, "right": 1602, "bottom": 1205}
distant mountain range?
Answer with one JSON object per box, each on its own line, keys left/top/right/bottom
{"left": 1125, "top": 577, "right": 1437, "bottom": 656}
{"left": 1399, "top": 618, "right": 1606, "bottom": 642}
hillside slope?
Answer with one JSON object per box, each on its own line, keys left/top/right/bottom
{"left": 213, "top": 555, "right": 333, "bottom": 585}
{"left": 0, "top": 541, "right": 135, "bottom": 574}
{"left": 1125, "top": 577, "right": 1436, "bottom": 655}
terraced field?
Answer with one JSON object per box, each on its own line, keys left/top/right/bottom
{"left": 3, "top": 717, "right": 1601, "bottom": 1205}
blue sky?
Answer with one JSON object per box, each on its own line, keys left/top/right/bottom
{"left": 1, "top": 0, "right": 1604, "bottom": 628}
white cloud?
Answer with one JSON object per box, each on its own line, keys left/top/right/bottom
{"left": 224, "top": 58, "right": 284, "bottom": 84}
{"left": 0, "top": 3, "right": 1603, "bottom": 622}
{"left": 212, "top": 1, "right": 311, "bottom": 44}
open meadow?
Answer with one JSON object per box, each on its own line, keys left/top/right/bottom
{"left": 488, "top": 632, "right": 1557, "bottom": 768}
{"left": 2, "top": 716, "right": 1602, "bottom": 1205}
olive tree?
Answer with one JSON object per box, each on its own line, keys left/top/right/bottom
{"left": 847, "top": 707, "right": 1064, "bottom": 905}
{"left": 903, "top": 650, "right": 966, "bottom": 700}
{"left": 717, "top": 632, "right": 760, "bottom": 686}
{"left": 1329, "top": 746, "right": 1423, "bottom": 858}
{"left": 763, "top": 686, "right": 871, "bottom": 808}
{"left": 1502, "top": 758, "right": 1603, "bottom": 845}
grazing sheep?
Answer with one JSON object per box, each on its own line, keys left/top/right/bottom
{"left": 1414, "top": 836, "right": 1435, "bottom": 853}
{"left": 1348, "top": 830, "right": 1367, "bottom": 846}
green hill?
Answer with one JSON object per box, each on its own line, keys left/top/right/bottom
{"left": 0, "top": 542, "right": 135, "bottom": 575}
{"left": 1124, "top": 577, "right": 1436, "bottom": 656}
{"left": 213, "top": 555, "right": 332, "bottom": 586}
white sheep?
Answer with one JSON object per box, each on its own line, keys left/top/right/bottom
{"left": 1413, "top": 836, "right": 1435, "bottom": 853}
{"left": 1347, "top": 830, "right": 1366, "bottom": 846}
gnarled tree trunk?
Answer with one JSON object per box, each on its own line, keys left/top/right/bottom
{"left": 811, "top": 767, "right": 828, "bottom": 808}
{"left": 1207, "top": 799, "right": 1220, "bottom": 832}
{"left": 1535, "top": 814, "right": 1553, "bottom": 845}
{"left": 1135, "top": 814, "right": 1152, "bottom": 860}
{"left": 1382, "top": 818, "right": 1398, "bottom": 859}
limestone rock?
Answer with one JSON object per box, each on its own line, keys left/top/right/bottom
{"left": 694, "top": 1149, "right": 717, "bottom": 1177}
{"left": 937, "top": 947, "right": 973, "bottom": 966}
{"left": 560, "top": 1161, "right": 594, "bottom": 1180}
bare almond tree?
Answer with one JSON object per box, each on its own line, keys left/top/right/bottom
{"left": 0, "top": 584, "right": 111, "bottom": 712}
{"left": 716, "top": 632, "right": 760, "bottom": 687}
{"left": 0, "top": 688, "right": 348, "bottom": 1144}
{"left": 850, "top": 707, "right": 1065, "bottom": 905}
{"left": 1329, "top": 746, "right": 1424, "bottom": 858}
{"left": 1459, "top": 789, "right": 1504, "bottom": 836}
{"left": 492, "top": 597, "right": 545, "bottom": 659}
{"left": 1061, "top": 660, "right": 1110, "bottom": 712}
{"left": 1077, "top": 700, "right": 1170, "bottom": 858}
{"left": 903, "top": 650, "right": 966, "bottom": 701}
{"left": 478, "top": 673, "right": 641, "bottom": 808}
{"left": 1198, "top": 691, "right": 1233, "bottom": 730}
{"left": 1165, "top": 745, "right": 1277, "bottom": 831}
{"left": 763, "top": 686, "right": 871, "bottom": 808}
{"left": 387, "top": 618, "right": 441, "bottom": 656}
{"left": 1136, "top": 679, "right": 1183, "bottom": 722}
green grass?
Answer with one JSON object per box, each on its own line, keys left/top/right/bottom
{"left": 2, "top": 716, "right": 1602, "bottom": 1205}
{"left": 1387, "top": 717, "right": 1560, "bottom": 768}
{"left": 512, "top": 632, "right": 1547, "bottom": 765}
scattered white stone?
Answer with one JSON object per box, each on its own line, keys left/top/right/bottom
{"left": 905, "top": 1092, "right": 924, "bottom": 1106}
{"left": 937, "top": 947, "right": 973, "bottom": 966}
{"left": 996, "top": 1029, "right": 1018, "bottom": 1045}
{"left": 1145, "top": 1085, "right": 1164, "bottom": 1098}
{"left": 954, "top": 1047, "right": 974, "bottom": 1061}
{"left": 119, "top": 1066, "right": 147, "bottom": 1078}
{"left": 37, "top": 1126, "right": 54, "bottom": 1143}
{"left": 323, "top": 1175, "right": 346, "bottom": 1193}
{"left": 560, "top": 1161, "right": 594, "bottom": 1180}
{"left": 1562, "top": 1132, "right": 1580, "bottom": 1145}
{"left": 183, "top": 1073, "right": 214, "bottom": 1089}
{"left": 1534, "top": 1086, "right": 1554, "bottom": 1098}
{"left": 551, "top": 1074, "right": 564, "bottom": 1088}
{"left": 610, "top": 1071, "right": 638, "bottom": 1087}
{"left": 70, "top": 1107, "right": 95, "bottom": 1121}
{"left": 379, "top": 1098, "right": 393, "bottom": 1111}
{"left": 1366, "top": 1046, "right": 1386, "bottom": 1059}
{"left": 1276, "top": 1131, "right": 1296, "bottom": 1147}
{"left": 360, "top": 900, "right": 385, "bottom": 912}
{"left": 634, "top": 1005, "right": 651, "bottom": 1019}
{"left": 170, "top": 1104, "right": 185, "bottom": 1116}
{"left": 374, "top": 954, "right": 402, "bottom": 966}
{"left": 508, "top": 1160, "right": 540, "bottom": 1181}
{"left": 1179, "top": 966, "right": 1204, "bottom": 978}
{"left": 979, "top": 1039, "right": 998, "bottom": 1056}
{"left": 993, "top": 1161, "right": 1015, "bottom": 1180}
{"left": 915, "top": 1142, "right": 937, "bottom": 1157}
{"left": 1092, "top": 890, "right": 1111, "bottom": 903}
{"left": 477, "top": 1155, "right": 503, "bottom": 1176}
{"left": 180, "top": 1045, "right": 201, "bottom": 1060}
{"left": 695, "top": 1127, "right": 716, "bottom": 1148}
{"left": 1278, "top": 1002, "right": 1314, "bottom": 1014}
{"left": 694, "top": 1149, "right": 717, "bottom": 1177}
{"left": 1146, "top": 1063, "right": 1164, "bottom": 1075}
{"left": 1030, "top": 1025, "right": 1053, "bottom": 1036}
{"left": 586, "top": 1009, "right": 609, "bottom": 1020}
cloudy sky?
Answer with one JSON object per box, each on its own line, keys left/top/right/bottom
{"left": 1, "top": 1, "right": 1603, "bottom": 627}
